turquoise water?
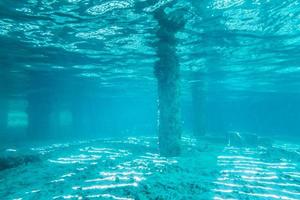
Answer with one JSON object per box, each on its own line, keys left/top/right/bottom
{"left": 1, "top": 0, "right": 300, "bottom": 199}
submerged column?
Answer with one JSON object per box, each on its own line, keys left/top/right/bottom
{"left": 192, "top": 80, "right": 206, "bottom": 137}
{"left": 71, "top": 97, "right": 93, "bottom": 137}
{"left": 0, "top": 98, "right": 8, "bottom": 134}
{"left": 27, "top": 93, "right": 52, "bottom": 139}
{"left": 0, "top": 67, "right": 9, "bottom": 136}
{"left": 153, "top": 9, "right": 186, "bottom": 156}
{"left": 26, "top": 72, "right": 52, "bottom": 139}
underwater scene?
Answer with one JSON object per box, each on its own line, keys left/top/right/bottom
{"left": 0, "top": 0, "right": 300, "bottom": 199}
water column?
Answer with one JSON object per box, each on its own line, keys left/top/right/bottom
{"left": 153, "top": 9, "right": 186, "bottom": 156}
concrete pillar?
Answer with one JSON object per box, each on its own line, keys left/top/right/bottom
{"left": 153, "top": 9, "right": 186, "bottom": 156}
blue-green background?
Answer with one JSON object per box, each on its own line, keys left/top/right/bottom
{"left": 1, "top": 0, "right": 300, "bottom": 141}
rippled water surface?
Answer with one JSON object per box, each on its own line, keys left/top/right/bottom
{"left": 1, "top": 0, "right": 300, "bottom": 96}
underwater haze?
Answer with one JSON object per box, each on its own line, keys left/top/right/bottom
{"left": 0, "top": 0, "right": 300, "bottom": 199}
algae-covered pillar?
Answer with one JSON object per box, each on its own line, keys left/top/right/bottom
{"left": 153, "top": 8, "right": 186, "bottom": 156}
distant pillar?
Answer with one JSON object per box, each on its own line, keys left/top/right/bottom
{"left": 71, "top": 97, "right": 94, "bottom": 138}
{"left": 0, "top": 99, "right": 8, "bottom": 134}
{"left": 0, "top": 66, "right": 9, "bottom": 136}
{"left": 27, "top": 93, "right": 52, "bottom": 139}
{"left": 153, "top": 9, "right": 186, "bottom": 156}
{"left": 192, "top": 81, "right": 206, "bottom": 137}
{"left": 71, "top": 105, "right": 85, "bottom": 137}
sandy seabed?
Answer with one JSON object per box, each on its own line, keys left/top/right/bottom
{"left": 0, "top": 136, "right": 299, "bottom": 200}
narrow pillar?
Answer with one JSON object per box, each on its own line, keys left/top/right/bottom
{"left": 25, "top": 70, "right": 57, "bottom": 139}
{"left": 192, "top": 80, "right": 206, "bottom": 137}
{"left": 0, "top": 66, "right": 9, "bottom": 136}
{"left": 71, "top": 101, "right": 83, "bottom": 137}
{"left": 71, "top": 96, "right": 94, "bottom": 138}
{"left": 27, "top": 93, "right": 52, "bottom": 139}
{"left": 0, "top": 98, "right": 8, "bottom": 134}
{"left": 153, "top": 9, "right": 186, "bottom": 156}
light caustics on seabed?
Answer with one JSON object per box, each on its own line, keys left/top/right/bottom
{"left": 213, "top": 146, "right": 300, "bottom": 200}
{"left": 0, "top": 137, "right": 299, "bottom": 200}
